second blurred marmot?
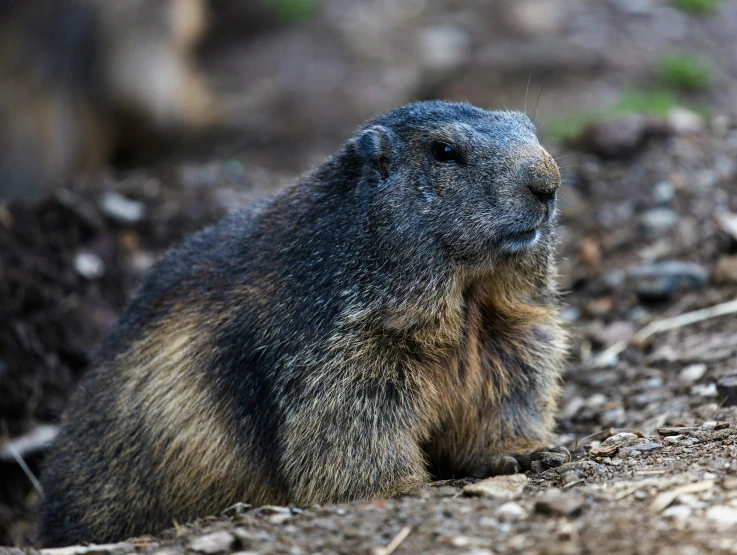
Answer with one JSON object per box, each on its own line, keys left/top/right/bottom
{"left": 0, "top": 0, "right": 215, "bottom": 199}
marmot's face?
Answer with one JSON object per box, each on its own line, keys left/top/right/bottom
{"left": 355, "top": 101, "right": 560, "bottom": 267}
{"left": 418, "top": 110, "right": 559, "bottom": 264}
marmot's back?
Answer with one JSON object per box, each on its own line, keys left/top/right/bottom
{"left": 39, "top": 101, "right": 566, "bottom": 545}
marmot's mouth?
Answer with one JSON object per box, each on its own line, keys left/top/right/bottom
{"left": 499, "top": 215, "right": 546, "bottom": 252}
{"left": 501, "top": 227, "right": 540, "bottom": 252}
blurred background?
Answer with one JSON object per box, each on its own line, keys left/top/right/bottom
{"left": 1, "top": 0, "right": 737, "bottom": 548}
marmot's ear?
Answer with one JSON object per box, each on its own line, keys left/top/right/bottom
{"left": 353, "top": 125, "right": 398, "bottom": 178}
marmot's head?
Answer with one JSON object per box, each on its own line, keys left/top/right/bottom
{"left": 351, "top": 101, "right": 560, "bottom": 268}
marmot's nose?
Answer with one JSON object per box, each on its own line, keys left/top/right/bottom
{"left": 520, "top": 148, "right": 560, "bottom": 203}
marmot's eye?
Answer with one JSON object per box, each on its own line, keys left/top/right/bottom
{"left": 432, "top": 143, "right": 459, "bottom": 163}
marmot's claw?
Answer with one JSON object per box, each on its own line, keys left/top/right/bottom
{"left": 515, "top": 446, "right": 571, "bottom": 473}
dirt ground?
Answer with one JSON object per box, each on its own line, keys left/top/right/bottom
{"left": 3, "top": 1, "right": 737, "bottom": 553}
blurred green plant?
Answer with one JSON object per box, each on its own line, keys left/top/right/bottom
{"left": 268, "top": 0, "right": 320, "bottom": 23}
{"left": 672, "top": 0, "right": 722, "bottom": 15}
{"left": 544, "top": 89, "right": 680, "bottom": 143}
{"left": 656, "top": 53, "right": 713, "bottom": 91}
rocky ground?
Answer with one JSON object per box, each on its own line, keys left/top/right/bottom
{"left": 3, "top": 0, "right": 737, "bottom": 553}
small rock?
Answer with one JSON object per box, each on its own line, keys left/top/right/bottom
{"left": 232, "top": 528, "right": 275, "bottom": 545}
{"left": 590, "top": 432, "right": 640, "bottom": 457}
{"left": 714, "top": 256, "right": 737, "bottom": 284}
{"left": 128, "top": 251, "right": 156, "bottom": 274}
{"left": 702, "top": 421, "right": 730, "bottom": 430}
{"left": 662, "top": 505, "right": 692, "bottom": 520}
{"left": 561, "top": 469, "right": 584, "bottom": 486}
{"left": 593, "top": 321, "right": 635, "bottom": 348}
{"left": 640, "top": 208, "right": 679, "bottom": 238}
{"left": 535, "top": 492, "right": 586, "bottom": 517}
{"left": 631, "top": 441, "right": 663, "bottom": 453}
{"left": 100, "top": 192, "right": 145, "bottom": 224}
{"left": 510, "top": 0, "right": 566, "bottom": 33}
{"left": 629, "top": 260, "right": 709, "bottom": 301}
{"left": 679, "top": 363, "right": 707, "bottom": 385}
{"left": 495, "top": 501, "right": 528, "bottom": 522}
{"left": 463, "top": 474, "right": 528, "bottom": 499}
{"left": 560, "top": 396, "right": 585, "bottom": 420}
{"left": 668, "top": 107, "right": 705, "bottom": 135}
{"left": 664, "top": 435, "right": 684, "bottom": 445}
{"left": 716, "top": 374, "right": 737, "bottom": 406}
{"left": 579, "top": 115, "right": 670, "bottom": 159}
{"left": 600, "top": 406, "right": 627, "bottom": 428}
{"left": 652, "top": 181, "right": 675, "bottom": 204}
{"left": 705, "top": 505, "right": 737, "bottom": 526}
{"left": 587, "top": 393, "right": 608, "bottom": 409}
{"left": 74, "top": 251, "right": 105, "bottom": 279}
{"left": 537, "top": 451, "right": 570, "bottom": 469}
{"left": 691, "top": 383, "right": 718, "bottom": 398}
{"left": 189, "top": 531, "right": 235, "bottom": 554}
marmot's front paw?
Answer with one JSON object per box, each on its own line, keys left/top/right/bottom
{"left": 468, "top": 455, "right": 521, "bottom": 478}
{"left": 515, "top": 446, "right": 570, "bottom": 473}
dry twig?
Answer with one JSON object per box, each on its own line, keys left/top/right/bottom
{"left": 375, "top": 526, "right": 412, "bottom": 555}
{"left": 592, "top": 298, "right": 737, "bottom": 367}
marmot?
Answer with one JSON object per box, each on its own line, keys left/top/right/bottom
{"left": 39, "top": 100, "right": 567, "bottom": 545}
{"left": 0, "top": 0, "right": 214, "bottom": 200}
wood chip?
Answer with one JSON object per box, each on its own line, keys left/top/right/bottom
{"left": 657, "top": 427, "right": 701, "bottom": 436}
{"left": 651, "top": 480, "right": 715, "bottom": 513}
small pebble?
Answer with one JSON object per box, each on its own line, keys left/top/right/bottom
{"left": 652, "top": 181, "right": 675, "bottom": 204}
{"left": 495, "top": 501, "right": 528, "bottom": 522}
{"left": 679, "top": 364, "right": 707, "bottom": 385}
{"left": 705, "top": 505, "right": 737, "bottom": 526}
{"left": 714, "top": 256, "right": 737, "bottom": 284}
{"left": 662, "top": 505, "right": 692, "bottom": 521}
{"left": 100, "top": 191, "right": 145, "bottom": 224}
{"left": 535, "top": 492, "right": 586, "bottom": 517}
{"left": 634, "top": 442, "right": 664, "bottom": 453}
{"left": 691, "top": 383, "right": 718, "bottom": 398}
{"left": 189, "top": 531, "right": 235, "bottom": 554}
{"left": 629, "top": 260, "right": 708, "bottom": 301}
{"left": 640, "top": 208, "right": 679, "bottom": 238}
{"left": 463, "top": 474, "right": 528, "bottom": 499}
{"left": 74, "top": 251, "right": 105, "bottom": 280}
